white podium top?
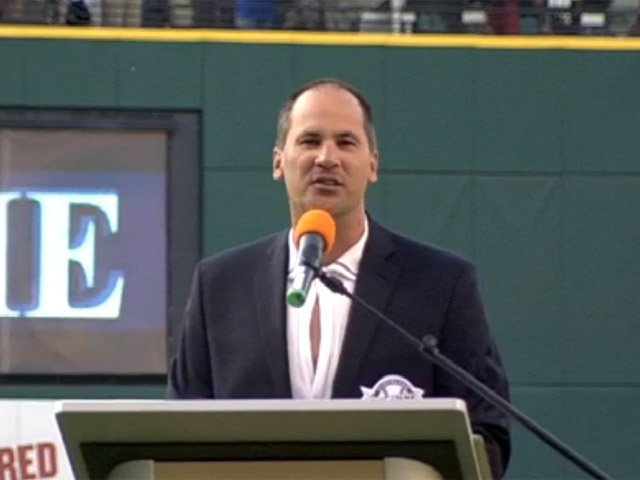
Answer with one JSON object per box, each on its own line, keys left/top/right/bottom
{"left": 55, "top": 399, "right": 482, "bottom": 479}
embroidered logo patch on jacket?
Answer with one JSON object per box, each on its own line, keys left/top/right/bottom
{"left": 360, "top": 374, "right": 425, "bottom": 400}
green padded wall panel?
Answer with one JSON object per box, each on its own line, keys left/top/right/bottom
{"left": 202, "top": 43, "right": 294, "bottom": 169}
{"left": 23, "top": 40, "right": 119, "bottom": 106}
{"left": 510, "top": 387, "right": 640, "bottom": 479}
{"left": 563, "top": 177, "right": 640, "bottom": 382}
{"left": 117, "top": 42, "right": 204, "bottom": 107}
{"left": 562, "top": 388, "right": 640, "bottom": 479}
{"left": 369, "top": 174, "right": 473, "bottom": 257}
{"left": 563, "top": 52, "right": 640, "bottom": 172}
{"left": 475, "top": 177, "right": 564, "bottom": 383}
{"left": 508, "top": 387, "right": 569, "bottom": 479}
{"left": 0, "top": 39, "right": 24, "bottom": 105}
{"left": 381, "top": 48, "right": 477, "bottom": 171}
{"left": 475, "top": 50, "right": 565, "bottom": 172}
{"left": 291, "top": 45, "right": 385, "bottom": 98}
{"left": 203, "top": 170, "right": 289, "bottom": 255}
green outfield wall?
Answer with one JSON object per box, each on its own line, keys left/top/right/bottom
{"left": 1, "top": 28, "right": 639, "bottom": 478}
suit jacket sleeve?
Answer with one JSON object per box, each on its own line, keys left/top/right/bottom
{"left": 167, "top": 261, "right": 214, "bottom": 398}
{"left": 436, "top": 263, "right": 511, "bottom": 478}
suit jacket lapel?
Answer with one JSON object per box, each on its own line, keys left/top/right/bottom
{"left": 332, "top": 219, "right": 399, "bottom": 397}
{"left": 254, "top": 232, "right": 292, "bottom": 397}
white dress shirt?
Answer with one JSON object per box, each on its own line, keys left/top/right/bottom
{"left": 287, "top": 219, "right": 369, "bottom": 399}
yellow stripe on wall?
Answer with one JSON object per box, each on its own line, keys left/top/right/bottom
{"left": 1, "top": 25, "right": 640, "bottom": 50}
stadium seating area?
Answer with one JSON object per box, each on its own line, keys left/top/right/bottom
{"left": 1, "top": 0, "right": 639, "bottom": 35}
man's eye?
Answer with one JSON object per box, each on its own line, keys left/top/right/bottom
{"left": 300, "top": 138, "right": 320, "bottom": 146}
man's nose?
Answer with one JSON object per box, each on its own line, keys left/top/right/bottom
{"left": 315, "top": 142, "right": 339, "bottom": 167}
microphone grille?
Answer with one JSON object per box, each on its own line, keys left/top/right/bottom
{"left": 294, "top": 209, "right": 336, "bottom": 254}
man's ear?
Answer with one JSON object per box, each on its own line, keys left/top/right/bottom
{"left": 369, "top": 151, "right": 379, "bottom": 183}
{"left": 273, "top": 148, "right": 283, "bottom": 180}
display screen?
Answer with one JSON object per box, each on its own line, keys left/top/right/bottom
{"left": 0, "top": 121, "right": 186, "bottom": 375}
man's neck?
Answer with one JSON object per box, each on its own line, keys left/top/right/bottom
{"left": 324, "top": 210, "right": 367, "bottom": 265}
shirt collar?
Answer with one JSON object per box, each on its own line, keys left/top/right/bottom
{"left": 287, "top": 216, "right": 369, "bottom": 280}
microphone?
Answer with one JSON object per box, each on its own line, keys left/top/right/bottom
{"left": 286, "top": 209, "right": 336, "bottom": 308}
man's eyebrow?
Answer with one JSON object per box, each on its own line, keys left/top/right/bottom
{"left": 295, "top": 129, "right": 321, "bottom": 139}
{"left": 335, "top": 131, "right": 361, "bottom": 142}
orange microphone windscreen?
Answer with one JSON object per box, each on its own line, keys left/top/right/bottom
{"left": 294, "top": 209, "right": 336, "bottom": 254}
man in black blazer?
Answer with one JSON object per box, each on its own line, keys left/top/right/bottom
{"left": 168, "top": 78, "right": 510, "bottom": 477}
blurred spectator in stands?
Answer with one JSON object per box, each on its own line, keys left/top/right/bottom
{"left": 235, "top": 0, "right": 278, "bottom": 28}
{"left": 357, "top": 0, "right": 420, "bottom": 33}
{"left": 102, "top": 0, "right": 143, "bottom": 25}
{"left": 489, "top": 0, "right": 521, "bottom": 33}
{"left": 410, "top": 0, "right": 520, "bottom": 34}
{"left": 410, "top": 0, "right": 485, "bottom": 32}
{"left": 534, "top": 0, "right": 613, "bottom": 34}
{"left": 142, "top": 0, "right": 166, "bottom": 25}
{"left": 324, "top": 0, "right": 354, "bottom": 30}
{"left": 608, "top": 0, "right": 639, "bottom": 34}
{"left": 581, "top": 0, "right": 611, "bottom": 34}
{"left": 192, "top": 0, "right": 233, "bottom": 26}
{"left": 142, "top": 0, "right": 194, "bottom": 25}
{"left": 542, "top": 0, "right": 578, "bottom": 33}
{"left": 282, "top": 0, "right": 323, "bottom": 29}
{"left": 632, "top": 3, "right": 640, "bottom": 32}
{"left": 66, "top": 0, "right": 91, "bottom": 23}
{"left": 325, "top": 0, "right": 382, "bottom": 31}
{"left": 0, "top": 0, "right": 17, "bottom": 21}
{"left": 0, "top": 0, "right": 54, "bottom": 22}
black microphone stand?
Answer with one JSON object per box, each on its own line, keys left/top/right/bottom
{"left": 310, "top": 265, "right": 613, "bottom": 480}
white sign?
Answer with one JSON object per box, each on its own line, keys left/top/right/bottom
{"left": 0, "top": 191, "right": 124, "bottom": 319}
{"left": 0, "top": 401, "right": 73, "bottom": 480}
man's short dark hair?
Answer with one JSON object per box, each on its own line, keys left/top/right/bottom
{"left": 275, "top": 78, "right": 377, "bottom": 151}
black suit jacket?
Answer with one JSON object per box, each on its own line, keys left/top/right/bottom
{"left": 168, "top": 219, "right": 511, "bottom": 477}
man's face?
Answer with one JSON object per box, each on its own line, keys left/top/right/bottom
{"left": 273, "top": 86, "right": 378, "bottom": 223}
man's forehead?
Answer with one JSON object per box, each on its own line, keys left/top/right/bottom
{"left": 289, "top": 87, "right": 366, "bottom": 134}
{"left": 291, "top": 85, "right": 364, "bottom": 119}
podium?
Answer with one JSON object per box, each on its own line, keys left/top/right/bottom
{"left": 55, "top": 399, "right": 492, "bottom": 479}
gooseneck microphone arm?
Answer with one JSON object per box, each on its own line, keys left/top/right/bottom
{"left": 310, "top": 265, "right": 613, "bottom": 480}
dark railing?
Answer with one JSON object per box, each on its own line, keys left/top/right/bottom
{"left": 1, "top": 0, "right": 639, "bottom": 35}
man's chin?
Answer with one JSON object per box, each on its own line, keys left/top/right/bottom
{"left": 305, "top": 200, "right": 337, "bottom": 215}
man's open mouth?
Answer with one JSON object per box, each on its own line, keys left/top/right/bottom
{"left": 312, "top": 178, "right": 341, "bottom": 186}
